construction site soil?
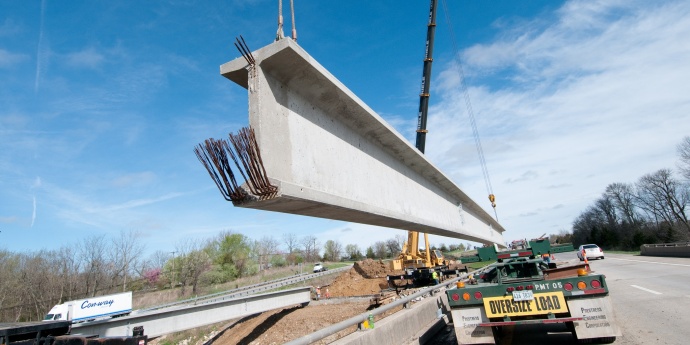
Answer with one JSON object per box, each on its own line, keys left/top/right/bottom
{"left": 150, "top": 259, "right": 431, "bottom": 345}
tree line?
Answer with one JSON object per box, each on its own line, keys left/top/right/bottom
{"left": 0, "top": 226, "right": 471, "bottom": 322}
{"left": 571, "top": 137, "right": 690, "bottom": 250}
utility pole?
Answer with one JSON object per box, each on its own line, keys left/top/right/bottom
{"left": 170, "top": 251, "right": 176, "bottom": 289}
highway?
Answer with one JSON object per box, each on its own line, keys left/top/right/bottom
{"left": 430, "top": 253, "right": 690, "bottom": 345}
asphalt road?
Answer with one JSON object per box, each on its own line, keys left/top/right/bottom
{"left": 430, "top": 252, "right": 690, "bottom": 345}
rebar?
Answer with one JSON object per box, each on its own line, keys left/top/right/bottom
{"left": 234, "top": 35, "right": 255, "bottom": 66}
{"left": 194, "top": 127, "right": 276, "bottom": 202}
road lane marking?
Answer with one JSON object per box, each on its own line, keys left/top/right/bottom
{"left": 607, "top": 257, "right": 690, "bottom": 267}
{"left": 630, "top": 285, "right": 662, "bottom": 295}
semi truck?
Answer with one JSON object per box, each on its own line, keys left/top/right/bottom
{"left": 43, "top": 291, "right": 132, "bottom": 323}
{"left": 446, "top": 251, "right": 621, "bottom": 344}
{"left": 1, "top": 321, "right": 146, "bottom": 345}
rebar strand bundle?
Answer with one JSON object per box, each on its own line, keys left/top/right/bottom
{"left": 194, "top": 127, "right": 276, "bottom": 202}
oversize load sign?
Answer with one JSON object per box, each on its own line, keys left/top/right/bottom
{"left": 483, "top": 291, "right": 568, "bottom": 318}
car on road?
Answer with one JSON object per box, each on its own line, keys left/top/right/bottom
{"left": 578, "top": 243, "right": 605, "bottom": 260}
{"left": 313, "top": 263, "right": 327, "bottom": 273}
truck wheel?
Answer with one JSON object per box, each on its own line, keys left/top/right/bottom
{"left": 491, "top": 326, "right": 502, "bottom": 343}
{"left": 566, "top": 321, "right": 577, "bottom": 340}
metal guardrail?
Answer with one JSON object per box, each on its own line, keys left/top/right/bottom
{"left": 284, "top": 272, "right": 471, "bottom": 345}
{"left": 139, "top": 265, "right": 351, "bottom": 312}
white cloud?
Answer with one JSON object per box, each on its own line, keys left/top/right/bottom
{"left": 423, "top": 0, "right": 690, "bottom": 240}
{"left": 64, "top": 48, "right": 105, "bottom": 69}
{"left": 0, "top": 49, "right": 27, "bottom": 68}
{"left": 111, "top": 172, "right": 157, "bottom": 188}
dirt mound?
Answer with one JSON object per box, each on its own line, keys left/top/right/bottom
{"left": 209, "top": 301, "right": 373, "bottom": 345}
{"left": 353, "top": 259, "right": 390, "bottom": 278}
{"left": 326, "top": 259, "right": 401, "bottom": 297}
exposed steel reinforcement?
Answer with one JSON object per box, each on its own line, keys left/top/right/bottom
{"left": 194, "top": 127, "right": 276, "bottom": 202}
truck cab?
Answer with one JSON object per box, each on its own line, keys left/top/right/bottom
{"left": 43, "top": 304, "right": 68, "bottom": 321}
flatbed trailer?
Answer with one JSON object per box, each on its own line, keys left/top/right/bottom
{"left": 0, "top": 321, "right": 146, "bottom": 345}
{"left": 446, "top": 255, "right": 621, "bottom": 344}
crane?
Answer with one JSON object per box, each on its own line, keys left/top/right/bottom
{"left": 388, "top": 0, "right": 466, "bottom": 287}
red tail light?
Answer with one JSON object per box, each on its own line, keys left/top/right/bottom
{"left": 591, "top": 280, "right": 601, "bottom": 288}
{"left": 506, "top": 286, "right": 515, "bottom": 292}
{"left": 474, "top": 291, "right": 483, "bottom": 300}
{"left": 564, "top": 283, "right": 573, "bottom": 291}
{"left": 526, "top": 285, "right": 534, "bottom": 290}
{"left": 516, "top": 285, "right": 524, "bottom": 291}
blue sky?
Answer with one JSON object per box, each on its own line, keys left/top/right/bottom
{"left": 2, "top": 0, "right": 690, "bottom": 257}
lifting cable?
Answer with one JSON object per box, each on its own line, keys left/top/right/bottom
{"left": 440, "top": 0, "right": 498, "bottom": 221}
{"left": 276, "top": 0, "right": 297, "bottom": 41}
{"left": 276, "top": 0, "right": 284, "bottom": 40}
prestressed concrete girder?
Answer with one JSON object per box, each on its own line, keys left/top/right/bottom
{"left": 220, "top": 38, "right": 505, "bottom": 245}
{"left": 71, "top": 287, "right": 311, "bottom": 337}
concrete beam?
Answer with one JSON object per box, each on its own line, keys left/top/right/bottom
{"left": 220, "top": 38, "right": 504, "bottom": 245}
{"left": 71, "top": 287, "right": 311, "bottom": 338}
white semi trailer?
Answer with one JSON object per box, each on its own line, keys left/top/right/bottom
{"left": 43, "top": 291, "right": 132, "bottom": 323}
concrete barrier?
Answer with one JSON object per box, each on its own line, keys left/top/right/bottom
{"left": 640, "top": 242, "right": 690, "bottom": 257}
{"left": 330, "top": 293, "right": 449, "bottom": 345}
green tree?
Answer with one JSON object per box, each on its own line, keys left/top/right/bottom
{"left": 208, "top": 231, "right": 254, "bottom": 279}
{"left": 345, "top": 244, "right": 362, "bottom": 260}
{"left": 323, "top": 240, "right": 343, "bottom": 262}
{"left": 365, "top": 246, "right": 375, "bottom": 259}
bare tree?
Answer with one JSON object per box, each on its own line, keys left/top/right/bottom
{"left": 56, "top": 246, "right": 81, "bottom": 303}
{"left": 255, "top": 236, "right": 280, "bottom": 270}
{"left": 78, "top": 235, "right": 109, "bottom": 297}
{"left": 301, "top": 235, "right": 320, "bottom": 262}
{"left": 595, "top": 194, "right": 619, "bottom": 229}
{"left": 606, "top": 182, "right": 642, "bottom": 226}
{"left": 373, "top": 241, "right": 387, "bottom": 259}
{"left": 110, "top": 230, "right": 146, "bottom": 292}
{"left": 678, "top": 136, "right": 690, "bottom": 180}
{"left": 0, "top": 250, "right": 21, "bottom": 321}
{"left": 635, "top": 169, "right": 689, "bottom": 233}
{"left": 283, "top": 233, "right": 299, "bottom": 254}
{"left": 394, "top": 234, "right": 406, "bottom": 251}
{"left": 385, "top": 238, "right": 401, "bottom": 257}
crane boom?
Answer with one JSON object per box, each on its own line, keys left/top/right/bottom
{"left": 389, "top": 1, "right": 464, "bottom": 288}
{"left": 415, "top": 0, "right": 438, "bottom": 154}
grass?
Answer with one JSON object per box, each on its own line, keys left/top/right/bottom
{"left": 465, "top": 261, "right": 495, "bottom": 270}
{"left": 326, "top": 261, "right": 355, "bottom": 269}
{"left": 605, "top": 250, "right": 641, "bottom": 255}
{"left": 444, "top": 249, "right": 478, "bottom": 258}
